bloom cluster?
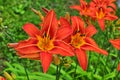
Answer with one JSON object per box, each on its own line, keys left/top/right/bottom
{"left": 8, "top": 0, "right": 120, "bottom": 73}
{"left": 71, "top": 0, "right": 118, "bottom": 30}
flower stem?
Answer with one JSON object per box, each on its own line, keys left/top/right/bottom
{"left": 74, "top": 60, "right": 77, "bottom": 75}
{"left": 58, "top": 63, "right": 62, "bottom": 78}
{"left": 56, "top": 57, "right": 63, "bottom": 80}
{"left": 116, "top": 72, "right": 120, "bottom": 79}
{"left": 24, "top": 63, "right": 30, "bottom": 80}
{"left": 56, "top": 65, "right": 59, "bottom": 80}
{"left": 94, "top": 54, "right": 101, "bottom": 74}
{"left": 73, "top": 57, "right": 78, "bottom": 78}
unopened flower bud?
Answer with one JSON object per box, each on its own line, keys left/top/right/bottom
{"left": 53, "top": 55, "right": 60, "bottom": 65}
{"left": 3, "top": 71, "right": 13, "bottom": 80}
{"left": 31, "top": 8, "right": 44, "bottom": 21}
{"left": 65, "top": 12, "right": 70, "bottom": 22}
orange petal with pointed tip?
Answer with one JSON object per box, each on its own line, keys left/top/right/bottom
{"left": 108, "top": 3, "right": 116, "bottom": 10}
{"left": 40, "top": 52, "right": 52, "bottom": 73}
{"left": 49, "top": 40, "right": 74, "bottom": 56}
{"left": 16, "top": 45, "right": 40, "bottom": 54}
{"left": 82, "top": 37, "right": 108, "bottom": 55}
{"left": 109, "top": 39, "right": 120, "bottom": 50}
{"left": 105, "top": 13, "right": 118, "bottom": 20}
{"left": 12, "top": 38, "right": 37, "bottom": 49}
{"left": 20, "top": 53, "right": 40, "bottom": 59}
{"left": 41, "top": 10, "right": 58, "bottom": 38}
{"left": 71, "top": 16, "right": 85, "bottom": 33}
{"left": 8, "top": 43, "right": 18, "bottom": 48}
{"left": 70, "top": 5, "right": 81, "bottom": 11}
{"left": 23, "top": 23, "right": 40, "bottom": 37}
{"left": 16, "top": 52, "right": 40, "bottom": 60}
{"left": 56, "top": 17, "right": 72, "bottom": 40}
{"left": 76, "top": 48, "right": 88, "bottom": 71}
{"left": 85, "top": 25, "right": 97, "bottom": 37}
{"left": 59, "top": 17, "right": 70, "bottom": 27}
{"left": 98, "top": 19, "right": 105, "bottom": 31}
{"left": 84, "top": 37, "right": 98, "bottom": 47}
{"left": 16, "top": 38, "right": 37, "bottom": 47}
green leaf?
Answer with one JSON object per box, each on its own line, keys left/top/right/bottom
{"left": 93, "top": 74, "right": 102, "bottom": 80}
{"left": 103, "top": 72, "right": 116, "bottom": 79}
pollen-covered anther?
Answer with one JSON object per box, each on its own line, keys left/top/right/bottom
{"left": 71, "top": 33, "right": 85, "bottom": 48}
{"left": 37, "top": 36, "right": 54, "bottom": 51}
{"left": 96, "top": 8, "right": 105, "bottom": 19}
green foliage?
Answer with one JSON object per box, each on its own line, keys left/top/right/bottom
{"left": 4, "top": 61, "right": 56, "bottom": 80}
{"left": 0, "top": 0, "right": 120, "bottom": 80}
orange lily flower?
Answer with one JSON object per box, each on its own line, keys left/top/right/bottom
{"left": 70, "top": 0, "right": 90, "bottom": 16}
{"left": 70, "top": 0, "right": 118, "bottom": 31}
{"left": 8, "top": 10, "right": 74, "bottom": 73}
{"left": 63, "top": 16, "right": 108, "bottom": 70}
{"left": 90, "top": 6, "right": 117, "bottom": 30}
{"left": 89, "top": 0, "right": 118, "bottom": 30}
{"left": 109, "top": 39, "right": 120, "bottom": 50}
{"left": 90, "top": 0, "right": 116, "bottom": 11}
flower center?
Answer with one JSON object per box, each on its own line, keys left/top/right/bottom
{"left": 71, "top": 33, "right": 85, "bottom": 48}
{"left": 96, "top": 7, "right": 105, "bottom": 19}
{"left": 37, "top": 36, "right": 54, "bottom": 51}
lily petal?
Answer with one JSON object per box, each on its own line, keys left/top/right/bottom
{"left": 98, "top": 19, "right": 105, "bottom": 31}
{"left": 15, "top": 38, "right": 37, "bottom": 48}
{"left": 85, "top": 25, "right": 97, "bottom": 37}
{"left": 56, "top": 17, "right": 72, "bottom": 40}
{"left": 49, "top": 40, "right": 74, "bottom": 56}
{"left": 8, "top": 43, "right": 18, "bottom": 48}
{"left": 41, "top": 10, "right": 58, "bottom": 38}
{"left": 76, "top": 48, "right": 88, "bottom": 71}
{"left": 16, "top": 52, "right": 40, "bottom": 60}
{"left": 40, "top": 52, "right": 52, "bottom": 73}
{"left": 84, "top": 37, "right": 98, "bottom": 47}
{"left": 23, "top": 23, "right": 40, "bottom": 37}
{"left": 82, "top": 37, "right": 108, "bottom": 55}
{"left": 16, "top": 45, "right": 40, "bottom": 54}
{"left": 105, "top": 13, "right": 118, "bottom": 20}
{"left": 108, "top": 3, "right": 116, "bottom": 10}
{"left": 10, "top": 38, "right": 40, "bottom": 54}
{"left": 109, "top": 39, "right": 120, "bottom": 50}
{"left": 70, "top": 5, "right": 81, "bottom": 11}
{"left": 20, "top": 53, "right": 40, "bottom": 59}
{"left": 71, "top": 16, "right": 85, "bottom": 33}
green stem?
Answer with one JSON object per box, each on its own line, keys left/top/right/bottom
{"left": 73, "top": 57, "right": 78, "bottom": 78}
{"left": 24, "top": 63, "right": 30, "bottom": 80}
{"left": 116, "top": 72, "right": 120, "bottom": 79}
{"left": 112, "top": 51, "right": 120, "bottom": 70}
{"left": 74, "top": 60, "right": 77, "bottom": 75}
{"left": 56, "top": 65, "right": 59, "bottom": 80}
{"left": 94, "top": 54, "right": 101, "bottom": 74}
{"left": 58, "top": 63, "right": 62, "bottom": 79}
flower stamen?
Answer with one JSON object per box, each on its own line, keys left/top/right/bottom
{"left": 96, "top": 7, "right": 105, "bottom": 19}
{"left": 37, "top": 36, "right": 54, "bottom": 51}
{"left": 71, "top": 33, "right": 85, "bottom": 48}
